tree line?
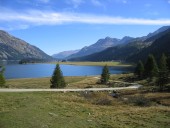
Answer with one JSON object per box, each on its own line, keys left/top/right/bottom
{"left": 134, "top": 53, "right": 170, "bottom": 91}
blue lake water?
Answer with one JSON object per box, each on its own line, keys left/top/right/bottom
{"left": 2, "top": 63, "right": 131, "bottom": 79}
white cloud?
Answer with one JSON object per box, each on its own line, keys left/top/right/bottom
{"left": 0, "top": 9, "right": 170, "bottom": 30}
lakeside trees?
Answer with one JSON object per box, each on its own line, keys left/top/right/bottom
{"left": 50, "top": 64, "right": 66, "bottom": 88}
{"left": 157, "top": 54, "right": 169, "bottom": 91}
{"left": 0, "top": 66, "right": 5, "bottom": 87}
{"left": 100, "top": 65, "right": 110, "bottom": 84}
{"left": 134, "top": 60, "right": 144, "bottom": 79}
{"left": 134, "top": 54, "right": 170, "bottom": 91}
{"left": 144, "top": 54, "right": 159, "bottom": 78}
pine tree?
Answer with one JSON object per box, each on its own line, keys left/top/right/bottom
{"left": 157, "top": 54, "right": 169, "bottom": 91}
{"left": 167, "top": 55, "right": 170, "bottom": 71}
{"left": 0, "top": 66, "right": 5, "bottom": 87}
{"left": 159, "top": 53, "right": 167, "bottom": 71}
{"left": 50, "top": 64, "right": 66, "bottom": 88}
{"left": 144, "top": 54, "right": 159, "bottom": 78}
{"left": 100, "top": 65, "right": 110, "bottom": 84}
{"left": 134, "top": 60, "right": 144, "bottom": 79}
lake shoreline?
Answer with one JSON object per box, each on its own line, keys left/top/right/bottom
{"left": 4, "top": 63, "right": 132, "bottom": 79}
{"left": 51, "top": 61, "right": 134, "bottom": 67}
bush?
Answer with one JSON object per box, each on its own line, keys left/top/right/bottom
{"left": 84, "top": 85, "right": 93, "bottom": 88}
{"left": 0, "top": 66, "right": 5, "bottom": 87}
{"left": 80, "top": 92, "right": 112, "bottom": 106}
{"left": 125, "top": 95, "right": 151, "bottom": 107}
{"left": 80, "top": 91, "right": 96, "bottom": 99}
{"left": 94, "top": 98, "right": 112, "bottom": 106}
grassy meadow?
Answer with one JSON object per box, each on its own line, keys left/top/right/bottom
{"left": 52, "top": 61, "right": 132, "bottom": 67}
{"left": 1, "top": 74, "right": 170, "bottom": 128}
{"left": 5, "top": 74, "right": 141, "bottom": 89}
{"left": 0, "top": 91, "right": 170, "bottom": 128}
{"left": 5, "top": 76, "right": 107, "bottom": 89}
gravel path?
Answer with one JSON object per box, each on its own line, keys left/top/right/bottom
{"left": 0, "top": 85, "right": 142, "bottom": 92}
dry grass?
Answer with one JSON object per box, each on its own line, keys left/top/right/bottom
{"left": 1, "top": 73, "right": 170, "bottom": 128}
{"left": 6, "top": 76, "right": 89, "bottom": 89}
{"left": 0, "top": 91, "right": 169, "bottom": 128}
{"left": 53, "top": 61, "right": 132, "bottom": 67}
{"left": 6, "top": 76, "right": 108, "bottom": 89}
{"left": 5, "top": 74, "right": 135, "bottom": 89}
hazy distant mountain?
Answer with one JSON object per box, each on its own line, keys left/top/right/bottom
{"left": 52, "top": 50, "right": 80, "bottom": 59}
{"left": 69, "top": 26, "right": 170, "bottom": 62}
{"left": 67, "top": 36, "right": 134, "bottom": 59}
{"left": 0, "top": 30, "right": 52, "bottom": 60}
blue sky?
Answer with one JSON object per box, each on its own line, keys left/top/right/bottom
{"left": 0, "top": 0, "right": 170, "bottom": 55}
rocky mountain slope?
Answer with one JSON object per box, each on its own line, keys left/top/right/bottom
{"left": 128, "top": 29, "right": 170, "bottom": 62}
{"left": 67, "top": 36, "right": 134, "bottom": 59}
{"left": 69, "top": 26, "right": 170, "bottom": 62}
{"left": 0, "top": 30, "right": 52, "bottom": 60}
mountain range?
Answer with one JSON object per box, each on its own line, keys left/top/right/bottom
{"left": 68, "top": 26, "right": 170, "bottom": 62}
{"left": 66, "top": 36, "right": 134, "bottom": 59}
{"left": 1, "top": 26, "right": 170, "bottom": 62}
{"left": 54, "top": 26, "right": 170, "bottom": 61}
{"left": 0, "top": 30, "right": 52, "bottom": 61}
{"left": 52, "top": 36, "right": 135, "bottom": 60}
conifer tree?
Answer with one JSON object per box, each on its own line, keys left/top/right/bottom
{"left": 0, "top": 66, "right": 5, "bottom": 87}
{"left": 50, "top": 64, "right": 66, "bottom": 88}
{"left": 134, "top": 60, "right": 144, "bottom": 79}
{"left": 159, "top": 53, "right": 167, "bottom": 71}
{"left": 167, "top": 55, "right": 170, "bottom": 71}
{"left": 157, "top": 54, "right": 169, "bottom": 91}
{"left": 144, "top": 54, "right": 159, "bottom": 78}
{"left": 100, "top": 65, "right": 110, "bottom": 84}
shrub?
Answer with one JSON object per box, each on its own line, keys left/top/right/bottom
{"left": 80, "top": 91, "right": 96, "bottom": 99}
{"left": 0, "top": 66, "right": 5, "bottom": 87}
{"left": 80, "top": 92, "right": 112, "bottom": 106}
{"left": 84, "top": 85, "right": 93, "bottom": 88}
{"left": 125, "top": 95, "right": 151, "bottom": 107}
{"left": 94, "top": 98, "right": 112, "bottom": 106}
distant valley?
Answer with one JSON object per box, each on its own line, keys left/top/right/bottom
{"left": 52, "top": 50, "right": 80, "bottom": 59}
